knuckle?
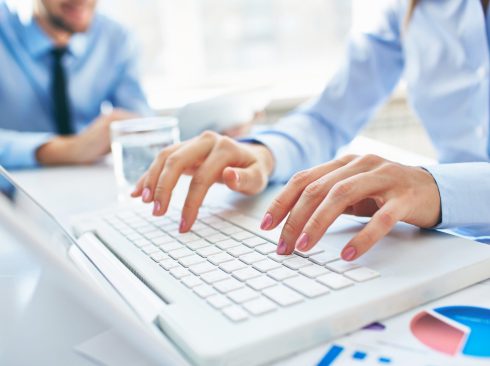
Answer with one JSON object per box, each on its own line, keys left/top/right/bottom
{"left": 283, "top": 219, "right": 301, "bottom": 236}
{"left": 303, "top": 181, "right": 324, "bottom": 199}
{"left": 289, "top": 170, "right": 311, "bottom": 188}
{"left": 357, "top": 154, "right": 381, "bottom": 166}
{"left": 378, "top": 162, "right": 401, "bottom": 176}
{"left": 307, "top": 215, "right": 324, "bottom": 232}
{"left": 360, "top": 230, "right": 376, "bottom": 245}
{"left": 199, "top": 130, "right": 217, "bottom": 140}
{"left": 378, "top": 210, "right": 396, "bottom": 228}
{"left": 216, "top": 136, "right": 236, "bottom": 150}
{"left": 330, "top": 181, "right": 353, "bottom": 200}
{"left": 269, "top": 195, "right": 287, "bottom": 212}
{"left": 164, "top": 154, "right": 181, "bottom": 170}
{"left": 339, "top": 154, "right": 358, "bottom": 163}
{"left": 190, "top": 174, "right": 210, "bottom": 190}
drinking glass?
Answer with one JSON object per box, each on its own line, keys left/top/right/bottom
{"left": 110, "top": 117, "right": 180, "bottom": 199}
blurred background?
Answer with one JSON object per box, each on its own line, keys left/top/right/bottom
{"left": 14, "top": 0, "right": 437, "bottom": 158}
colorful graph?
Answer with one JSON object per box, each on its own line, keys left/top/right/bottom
{"left": 410, "top": 306, "right": 490, "bottom": 357}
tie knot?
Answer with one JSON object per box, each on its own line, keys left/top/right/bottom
{"left": 51, "top": 47, "right": 68, "bottom": 60}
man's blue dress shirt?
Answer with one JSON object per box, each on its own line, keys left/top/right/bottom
{"left": 0, "top": 2, "right": 151, "bottom": 169}
{"left": 251, "top": 0, "right": 490, "bottom": 240}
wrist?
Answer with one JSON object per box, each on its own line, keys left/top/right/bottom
{"left": 248, "top": 143, "right": 275, "bottom": 177}
{"left": 36, "top": 136, "right": 77, "bottom": 165}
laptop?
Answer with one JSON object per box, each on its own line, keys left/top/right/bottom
{"left": 2, "top": 166, "right": 490, "bottom": 366}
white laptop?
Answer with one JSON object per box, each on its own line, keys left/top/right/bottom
{"left": 1, "top": 166, "right": 490, "bottom": 366}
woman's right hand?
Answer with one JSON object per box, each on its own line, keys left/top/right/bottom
{"left": 131, "top": 131, "right": 275, "bottom": 233}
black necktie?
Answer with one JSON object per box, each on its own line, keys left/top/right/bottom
{"left": 51, "top": 47, "right": 73, "bottom": 135}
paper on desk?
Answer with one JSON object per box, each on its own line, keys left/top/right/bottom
{"left": 277, "top": 280, "right": 490, "bottom": 366}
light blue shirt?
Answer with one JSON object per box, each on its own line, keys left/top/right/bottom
{"left": 0, "top": 2, "right": 151, "bottom": 169}
{"left": 251, "top": 0, "right": 490, "bottom": 241}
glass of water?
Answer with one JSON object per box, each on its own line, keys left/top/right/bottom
{"left": 110, "top": 117, "right": 180, "bottom": 199}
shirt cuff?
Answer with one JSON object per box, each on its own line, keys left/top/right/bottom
{"left": 423, "top": 163, "right": 490, "bottom": 229}
{"left": 2, "top": 133, "right": 54, "bottom": 169}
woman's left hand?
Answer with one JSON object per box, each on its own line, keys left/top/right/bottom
{"left": 260, "top": 154, "right": 441, "bottom": 261}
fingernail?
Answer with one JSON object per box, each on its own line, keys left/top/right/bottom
{"left": 277, "top": 239, "right": 286, "bottom": 255}
{"left": 342, "top": 246, "right": 357, "bottom": 261}
{"left": 142, "top": 188, "right": 151, "bottom": 202}
{"left": 296, "top": 233, "right": 309, "bottom": 251}
{"left": 153, "top": 201, "right": 161, "bottom": 215}
{"left": 179, "top": 218, "right": 186, "bottom": 233}
{"left": 260, "top": 212, "right": 273, "bottom": 230}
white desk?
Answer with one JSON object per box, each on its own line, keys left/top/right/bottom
{"left": 3, "top": 137, "right": 487, "bottom": 366}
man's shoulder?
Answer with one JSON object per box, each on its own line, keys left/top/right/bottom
{"left": 92, "top": 13, "right": 131, "bottom": 43}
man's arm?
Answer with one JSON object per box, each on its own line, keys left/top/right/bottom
{"left": 249, "top": 1, "right": 405, "bottom": 182}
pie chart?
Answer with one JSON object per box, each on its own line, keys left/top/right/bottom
{"left": 410, "top": 306, "right": 490, "bottom": 357}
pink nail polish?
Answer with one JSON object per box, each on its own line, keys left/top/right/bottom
{"left": 179, "top": 218, "right": 186, "bottom": 233}
{"left": 342, "top": 246, "right": 357, "bottom": 261}
{"left": 260, "top": 213, "right": 273, "bottom": 230}
{"left": 153, "top": 201, "right": 161, "bottom": 215}
{"left": 296, "top": 233, "right": 309, "bottom": 251}
{"left": 142, "top": 188, "right": 151, "bottom": 202}
{"left": 277, "top": 239, "right": 286, "bottom": 255}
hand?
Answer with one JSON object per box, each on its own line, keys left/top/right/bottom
{"left": 260, "top": 154, "right": 441, "bottom": 261}
{"left": 36, "top": 109, "right": 136, "bottom": 165}
{"left": 131, "top": 131, "right": 275, "bottom": 232}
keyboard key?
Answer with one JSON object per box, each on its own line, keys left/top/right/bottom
{"left": 283, "top": 256, "right": 312, "bottom": 270}
{"left": 228, "top": 287, "right": 259, "bottom": 303}
{"left": 284, "top": 276, "right": 330, "bottom": 298}
{"left": 242, "top": 236, "right": 267, "bottom": 248}
{"left": 159, "top": 259, "right": 180, "bottom": 270}
{"left": 227, "top": 245, "right": 253, "bottom": 257}
{"left": 294, "top": 247, "right": 324, "bottom": 258}
{"left": 222, "top": 305, "right": 248, "bottom": 322}
{"left": 175, "top": 233, "right": 200, "bottom": 244}
{"left": 189, "top": 262, "right": 216, "bottom": 275}
{"left": 208, "top": 252, "right": 234, "bottom": 265}
{"left": 200, "top": 269, "right": 229, "bottom": 284}
{"left": 263, "top": 286, "right": 303, "bottom": 307}
{"left": 207, "top": 233, "right": 229, "bottom": 243}
{"left": 326, "top": 260, "right": 361, "bottom": 273}
{"left": 145, "top": 230, "right": 166, "bottom": 240}
{"left": 179, "top": 254, "right": 206, "bottom": 267}
{"left": 181, "top": 276, "right": 204, "bottom": 288}
{"left": 240, "top": 252, "right": 266, "bottom": 265}
{"left": 160, "top": 242, "right": 184, "bottom": 252}
{"left": 201, "top": 215, "right": 222, "bottom": 225}
{"left": 220, "top": 225, "right": 242, "bottom": 235}
{"left": 186, "top": 239, "right": 209, "bottom": 251}
{"left": 268, "top": 253, "right": 294, "bottom": 262}
{"left": 232, "top": 267, "right": 262, "bottom": 281}
{"left": 216, "top": 238, "right": 241, "bottom": 250}
{"left": 242, "top": 297, "right": 277, "bottom": 316}
{"left": 317, "top": 273, "right": 354, "bottom": 290}
{"left": 196, "top": 245, "right": 222, "bottom": 257}
{"left": 267, "top": 267, "right": 297, "bottom": 281}
{"left": 232, "top": 231, "right": 255, "bottom": 241}
{"left": 170, "top": 267, "right": 191, "bottom": 279}
{"left": 168, "top": 247, "right": 194, "bottom": 259}
{"left": 153, "top": 236, "right": 175, "bottom": 246}
{"left": 214, "top": 278, "right": 244, "bottom": 293}
{"left": 150, "top": 251, "right": 168, "bottom": 262}
{"left": 141, "top": 245, "right": 160, "bottom": 255}
{"left": 299, "top": 265, "right": 330, "bottom": 278}
{"left": 194, "top": 284, "right": 217, "bottom": 298}
{"left": 255, "top": 243, "right": 277, "bottom": 255}
{"left": 220, "top": 260, "right": 247, "bottom": 273}
{"left": 195, "top": 227, "right": 220, "bottom": 237}
{"left": 344, "top": 267, "right": 380, "bottom": 282}
{"left": 126, "top": 232, "right": 143, "bottom": 241}
{"left": 247, "top": 275, "right": 277, "bottom": 290}
{"left": 253, "top": 258, "right": 281, "bottom": 272}
{"left": 309, "top": 252, "right": 339, "bottom": 265}
{"left": 134, "top": 238, "right": 151, "bottom": 248}
{"left": 207, "top": 294, "right": 232, "bottom": 309}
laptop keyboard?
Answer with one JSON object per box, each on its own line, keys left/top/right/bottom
{"left": 101, "top": 205, "right": 380, "bottom": 322}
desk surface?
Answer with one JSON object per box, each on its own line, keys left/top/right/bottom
{"left": 5, "top": 137, "right": 487, "bottom": 366}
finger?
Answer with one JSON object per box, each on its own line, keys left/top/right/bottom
{"left": 341, "top": 199, "right": 403, "bottom": 261}
{"left": 131, "top": 172, "right": 148, "bottom": 197}
{"left": 263, "top": 155, "right": 357, "bottom": 232}
{"left": 222, "top": 164, "right": 268, "bottom": 195}
{"left": 180, "top": 145, "right": 243, "bottom": 232}
{"left": 152, "top": 134, "right": 216, "bottom": 215}
{"left": 296, "top": 172, "right": 391, "bottom": 253}
{"left": 278, "top": 159, "right": 380, "bottom": 254}
{"left": 140, "top": 143, "right": 181, "bottom": 203}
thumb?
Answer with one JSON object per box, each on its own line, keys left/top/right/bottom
{"left": 222, "top": 165, "right": 267, "bottom": 195}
